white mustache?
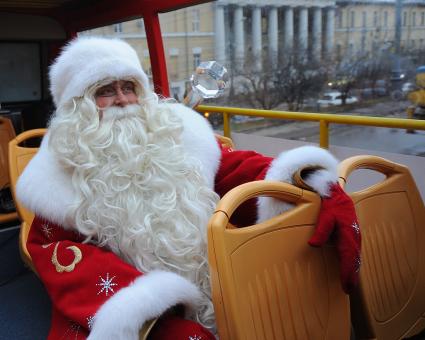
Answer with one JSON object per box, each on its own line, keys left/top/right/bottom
{"left": 101, "top": 104, "right": 142, "bottom": 121}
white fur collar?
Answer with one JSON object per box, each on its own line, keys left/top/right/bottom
{"left": 16, "top": 103, "right": 221, "bottom": 228}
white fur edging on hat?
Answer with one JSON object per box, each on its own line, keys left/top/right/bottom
{"left": 49, "top": 37, "right": 151, "bottom": 108}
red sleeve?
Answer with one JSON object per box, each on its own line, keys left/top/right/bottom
{"left": 214, "top": 144, "right": 273, "bottom": 226}
{"left": 27, "top": 215, "right": 143, "bottom": 334}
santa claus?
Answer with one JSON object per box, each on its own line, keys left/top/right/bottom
{"left": 16, "top": 37, "right": 360, "bottom": 340}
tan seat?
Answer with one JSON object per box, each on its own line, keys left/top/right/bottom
{"left": 215, "top": 134, "right": 235, "bottom": 150}
{"left": 339, "top": 155, "right": 425, "bottom": 340}
{"left": 8, "top": 128, "right": 46, "bottom": 272}
{"left": 208, "top": 180, "right": 350, "bottom": 340}
{"left": 0, "top": 117, "right": 18, "bottom": 223}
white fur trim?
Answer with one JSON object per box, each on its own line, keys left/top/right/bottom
{"left": 88, "top": 270, "right": 202, "bottom": 340}
{"left": 50, "top": 37, "right": 151, "bottom": 108}
{"left": 257, "top": 146, "right": 338, "bottom": 223}
{"left": 16, "top": 133, "right": 76, "bottom": 228}
{"left": 15, "top": 106, "right": 220, "bottom": 228}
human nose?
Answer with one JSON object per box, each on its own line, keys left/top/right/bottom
{"left": 114, "top": 88, "right": 129, "bottom": 107}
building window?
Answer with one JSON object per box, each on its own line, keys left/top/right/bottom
{"left": 114, "top": 23, "right": 122, "bottom": 33}
{"left": 336, "top": 44, "right": 342, "bottom": 60}
{"left": 144, "top": 63, "right": 152, "bottom": 76}
{"left": 411, "top": 39, "right": 415, "bottom": 49}
{"left": 403, "top": 11, "right": 407, "bottom": 26}
{"left": 362, "top": 11, "right": 367, "bottom": 27}
{"left": 169, "top": 55, "right": 179, "bottom": 79}
{"left": 137, "top": 19, "right": 144, "bottom": 31}
{"left": 338, "top": 10, "right": 343, "bottom": 28}
{"left": 350, "top": 11, "right": 355, "bottom": 28}
{"left": 373, "top": 11, "right": 378, "bottom": 27}
{"left": 421, "top": 12, "right": 425, "bottom": 26}
{"left": 192, "top": 9, "right": 200, "bottom": 32}
{"left": 192, "top": 47, "right": 202, "bottom": 70}
{"left": 171, "top": 87, "right": 181, "bottom": 101}
{"left": 412, "top": 12, "right": 416, "bottom": 27}
{"left": 384, "top": 11, "right": 388, "bottom": 27}
{"left": 193, "top": 53, "right": 201, "bottom": 69}
{"left": 169, "top": 48, "right": 179, "bottom": 57}
{"left": 142, "top": 50, "right": 151, "bottom": 76}
{"left": 349, "top": 42, "right": 354, "bottom": 55}
{"left": 337, "top": 10, "right": 342, "bottom": 28}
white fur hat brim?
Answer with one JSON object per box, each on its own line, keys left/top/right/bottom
{"left": 49, "top": 37, "right": 151, "bottom": 108}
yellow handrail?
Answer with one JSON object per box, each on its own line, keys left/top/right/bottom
{"left": 196, "top": 105, "right": 425, "bottom": 148}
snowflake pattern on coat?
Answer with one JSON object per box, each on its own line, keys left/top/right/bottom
{"left": 96, "top": 273, "right": 118, "bottom": 296}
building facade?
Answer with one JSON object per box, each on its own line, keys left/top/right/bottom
{"left": 335, "top": 0, "right": 425, "bottom": 59}
{"left": 84, "top": 0, "right": 425, "bottom": 98}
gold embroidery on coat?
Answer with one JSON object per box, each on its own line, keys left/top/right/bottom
{"left": 51, "top": 242, "right": 82, "bottom": 273}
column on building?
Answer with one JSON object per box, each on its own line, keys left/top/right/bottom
{"left": 298, "top": 6, "right": 309, "bottom": 54}
{"left": 233, "top": 4, "right": 245, "bottom": 68}
{"left": 268, "top": 6, "right": 278, "bottom": 66}
{"left": 312, "top": 7, "right": 322, "bottom": 62}
{"left": 252, "top": 5, "right": 262, "bottom": 71}
{"left": 325, "top": 7, "right": 335, "bottom": 57}
{"left": 214, "top": 3, "right": 226, "bottom": 64}
{"left": 283, "top": 7, "right": 294, "bottom": 54}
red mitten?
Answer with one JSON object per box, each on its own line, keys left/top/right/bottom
{"left": 308, "top": 183, "right": 361, "bottom": 294}
{"left": 148, "top": 315, "right": 215, "bottom": 340}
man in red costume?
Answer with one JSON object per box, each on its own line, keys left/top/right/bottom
{"left": 17, "top": 37, "right": 360, "bottom": 339}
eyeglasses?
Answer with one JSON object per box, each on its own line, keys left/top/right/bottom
{"left": 95, "top": 81, "right": 136, "bottom": 98}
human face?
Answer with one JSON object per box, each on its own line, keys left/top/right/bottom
{"left": 95, "top": 80, "right": 138, "bottom": 110}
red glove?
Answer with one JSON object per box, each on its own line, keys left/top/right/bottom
{"left": 308, "top": 183, "right": 361, "bottom": 294}
{"left": 148, "top": 315, "right": 215, "bottom": 340}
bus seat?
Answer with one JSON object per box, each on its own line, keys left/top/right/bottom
{"left": 339, "top": 155, "right": 425, "bottom": 340}
{"left": 208, "top": 180, "right": 350, "bottom": 340}
{"left": 0, "top": 117, "right": 18, "bottom": 224}
{"left": 215, "top": 134, "right": 235, "bottom": 150}
{"left": 8, "top": 129, "right": 46, "bottom": 273}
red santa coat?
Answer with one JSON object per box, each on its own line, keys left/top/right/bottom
{"left": 18, "top": 104, "right": 339, "bottom": 339}
{"left": 26, "top": 147, "right": 274, "bottom": 339}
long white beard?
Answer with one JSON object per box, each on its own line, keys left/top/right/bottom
{"left": 52, "top": 102, "right": 219, "bottom": 331}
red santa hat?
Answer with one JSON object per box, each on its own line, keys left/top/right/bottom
{"left": 49, "top": 36, "right": 151, "bottom": 108}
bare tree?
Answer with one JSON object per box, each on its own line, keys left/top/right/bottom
{"left": 235, "top": 52, "right": 326, "bottom": 111}
{"left": 327, "top": 53, "right": 368, "bottom": 105}
{"left": 274, "top": 53, "right": 326, "bottom": 111}
{"left": 360, "top": 52, "right": 392, "bottom": 94}
{"left": 238, "top": 56, "right": 283, "bottom": 110}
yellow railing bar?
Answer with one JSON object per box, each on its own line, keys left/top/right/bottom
{"left": 196, "top": 105, "right": 425, "bottom": 148}
{"left": 222, "top": 111, "right": 231, "bottom": 138}
{"left": 319, "top": 120, "right": 329, "bottom": 149}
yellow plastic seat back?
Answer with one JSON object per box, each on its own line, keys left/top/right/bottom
{"left": 8, "top": 128, "right": 46, "bottom": 271}
{"left": 208, "top": 180, "right": 350, "bottom": 340}
{"left": 0, "top": 117, "right": 16, "bottom": 189}
{"left": 339, "top": 155, "right": 425, "bottom": 340}
{"left": 215, "top": 134, "right": 235, "bottom": 150}
{"left": 0, "top": 117, "right": 18, "bottom": 223}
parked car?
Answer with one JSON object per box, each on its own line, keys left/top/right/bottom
{"left": 402, "top": 82, "right": 416, "bottom": 95}
{"left": 317, "top": 91, "right": 359, "bottom": 107}
{"left": 361, "top": 87, "right": 387, "bottom": 99}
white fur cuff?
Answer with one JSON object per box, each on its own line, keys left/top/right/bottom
{"left": 265, "top": 145, "right": 338, "bottom": 195}
{"left": 88, "top": 270, "right": 202, "bottom": 340}
{"left": 257, "top": 146, "right": 338, "bottom": 223}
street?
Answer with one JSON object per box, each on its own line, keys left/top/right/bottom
{"left": 232, "top": 99, "right": 425, "bottom": 157}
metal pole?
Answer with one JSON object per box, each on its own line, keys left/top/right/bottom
{"left": 391, "top": 0, "right": 403, "bottom": 90}
{"left": 223, "top": 112, "right": 231, "bottom": 138}
{"left": 319, "top": 120, "right": 329, "bottom": 149}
